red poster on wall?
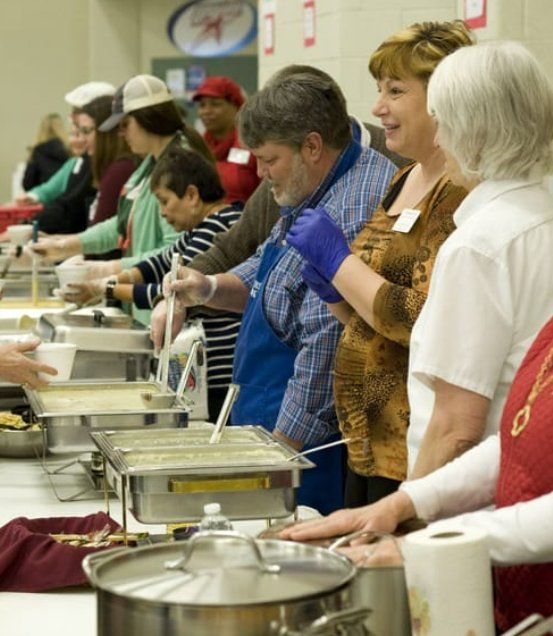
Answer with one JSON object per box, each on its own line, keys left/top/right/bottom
{"left": 264, "top": 13, "right": 275, "bottom": 55}
{"left": 464, "top": 0, "right": 487, "bottom": 29}
{"left": 304, "top": 0, "right": 316, "bottom": 47}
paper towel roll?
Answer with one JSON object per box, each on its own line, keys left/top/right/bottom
{"left": 402, "top": 525, "right": 495, "bottom": 636}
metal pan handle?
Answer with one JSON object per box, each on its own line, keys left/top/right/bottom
{"left": 209, "top": 383, "right": 240, "bottom": 444}
{"left": 280, "top": 607, "right": 372, "bottom": 635}
{"left": 164, "top": 530, "right": 281, "bottom": 574}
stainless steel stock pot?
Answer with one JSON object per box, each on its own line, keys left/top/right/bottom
{"left": 83, "top": 531, "right": 371, "bottom": 636}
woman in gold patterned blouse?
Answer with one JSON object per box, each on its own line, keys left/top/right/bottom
{"left": 286, "top": 21, "right": 472, "bottom": 506}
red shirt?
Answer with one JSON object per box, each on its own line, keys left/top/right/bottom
{"left": 204, "top": 129, "right": 260, "bottom": 204}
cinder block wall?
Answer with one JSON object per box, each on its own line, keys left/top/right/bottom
{"left": 258, "top": 0, "right": 553, "bottom": 125}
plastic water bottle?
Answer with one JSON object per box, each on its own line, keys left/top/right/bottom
{"left": 199, "top": 502, "right": 233, "bottom": 531}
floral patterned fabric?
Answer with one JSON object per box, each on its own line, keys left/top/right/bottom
{"left": 334, "top": 165, "right": 466, "bottom": 480}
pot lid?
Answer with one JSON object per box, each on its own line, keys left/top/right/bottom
{"left": 86, "top": 532, "right": 355, "bottom": 606}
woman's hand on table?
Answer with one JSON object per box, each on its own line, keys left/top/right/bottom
{"left": 337, "top": 536, "right": 404, "bottom": 567}
{"left": 279, "top": 491, "right": 416, "bottom": 543}
{"left": 0, "top": 340, "right": 57, "bottom": 388}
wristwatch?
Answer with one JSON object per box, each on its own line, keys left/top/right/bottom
{"left": 105, "top": 279, "right": 117, "bottom": 300}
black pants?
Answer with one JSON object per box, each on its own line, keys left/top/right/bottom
{"left": 208, "top": 387, "right": 229, "bottom": 422}
{"left": 344, "top": 466, "right": 401, "bottom": 507}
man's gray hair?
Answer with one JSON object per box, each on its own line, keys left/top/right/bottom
{"left": 238, "top": 66, "right": 352, "bottom": 150}
{"left": 428, "top": 41, "right": 553, "bottom": 181}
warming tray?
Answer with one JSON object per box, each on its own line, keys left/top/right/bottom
{"left": 24, "top": 381, "right": 189, "bottom": 454}
{"left": 91, "top": 431, "right": 314, "bottom": 523}
{"left": 35, "top": 310, "right": 152, "bottom": 352}
{"left": 0, "top": 273, "right": 58, "bottom": 298}
{"left": 35, "top": 310, "right": 153, "bottom": 381}
{"left": 93, "top": 425, "right": 274, "bottom": 451}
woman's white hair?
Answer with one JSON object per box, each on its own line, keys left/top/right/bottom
{"left": 427, "top": 41, "right": 553, "bottom": 181}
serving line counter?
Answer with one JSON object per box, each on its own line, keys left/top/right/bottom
{"left": 0, "top": 454, "right": 270, "bottom": 636}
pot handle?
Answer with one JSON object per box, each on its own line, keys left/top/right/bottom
{"left": 329, "top": 529, "right": 404, "bottom": 564}
{"left": 165, "top": 530, "right": 281, "bottom": 574}
{"left": 279, "top": 607, "right": 372, "bottom": 635}
{"left": 82, "top": 546, "right": 129, "bottom": 586}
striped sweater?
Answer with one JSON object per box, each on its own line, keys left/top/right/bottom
{"left": 133, "top": 204, "right": 242, "bottom": 388}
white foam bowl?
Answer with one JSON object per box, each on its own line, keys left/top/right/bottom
{"left": 34, "top": 342, "right": 77, "bottom": 382}
{"left": 55, "top": 264, "right": 91, "bottom": 293}
{"left": 6, "top": 224, "right": 33, "bottom": 246}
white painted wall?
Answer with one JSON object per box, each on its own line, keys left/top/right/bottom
{"left": 0, "top": 0, "right": 257, "bottom": 202}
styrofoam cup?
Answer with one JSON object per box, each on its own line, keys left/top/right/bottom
{"left": 34, "top": 342, "right": 77, "bottom": 382}
{"left": 6, "top": 224, "right": 33, "bottom": 246}
{"left": 55, "top": 263, "right": 91, "bottom": 293}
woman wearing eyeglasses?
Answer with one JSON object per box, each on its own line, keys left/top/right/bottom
{"left": 32, "top": 96, "right": 136, "bottom": 235}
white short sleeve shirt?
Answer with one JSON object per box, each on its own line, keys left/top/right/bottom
{"left": 407, "top": 179, "right": 553, "bottom": 472}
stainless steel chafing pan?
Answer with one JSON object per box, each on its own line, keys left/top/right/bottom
{"left": 24, "top": 381, "right": 190, "bottom": 454}
{"left": 91, "top": 431, "right": 314, "bottom": 523}
{"left": 35, "top": 310, "right": 153, "bottom": 381}
{"left": 93, "top": 425, "right": 274, "bottom": 451}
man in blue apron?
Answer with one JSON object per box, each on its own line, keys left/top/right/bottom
{"left": 151, "top": 67, "right": 395, "bottom": 514}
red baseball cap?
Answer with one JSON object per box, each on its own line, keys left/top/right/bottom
{"left": 193, "top": 76, "right": 245, "bottom": 109}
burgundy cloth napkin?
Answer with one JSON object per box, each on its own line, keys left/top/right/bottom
{"left": 0, "top": 511, "right": 120, "bottom": 592}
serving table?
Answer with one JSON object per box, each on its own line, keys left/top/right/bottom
{"left": 0, "top": 454, "right": 271, "bottom": 636}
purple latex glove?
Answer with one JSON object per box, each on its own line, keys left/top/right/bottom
{"left": 286, "top": 207, "right": 351, "bottom": 281}
{"left": 301, "top": 263, "right": 343, "bottom": 304}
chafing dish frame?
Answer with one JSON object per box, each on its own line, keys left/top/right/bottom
{"left": 24, "top": 381, "right": 190, "bottom": 454}
{"left": 91, "top": 431, "right": 314, "bottom": 524}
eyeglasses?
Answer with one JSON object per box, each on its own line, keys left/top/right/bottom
{"left": 76, "top": 126, "right": 96, "bottom": 136}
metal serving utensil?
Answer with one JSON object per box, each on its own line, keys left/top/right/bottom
{"left": 140, "top": 254, "right": 180, "bottom": 408}
{"left": 286, "top": 437, "right": 357, "bottom": 461}
{"left": 209, "top": 383, "right": 241, "bottom": 444}
{"left": 141, "top": 339, "right": 202, "bottom": 410}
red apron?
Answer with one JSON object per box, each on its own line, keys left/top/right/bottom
{"left": 494, "top": 316, "right": 553, "bottom": 630}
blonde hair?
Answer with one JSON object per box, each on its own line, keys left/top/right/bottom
{"left": 34, "top": 113, "right": 69, "bottom": 149}
{"left": 369, "top": 20, "right": 474, "bottom": 84}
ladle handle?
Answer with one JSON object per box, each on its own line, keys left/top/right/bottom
{"left": 209, "top": 383, "right": 240, "bottom": 444}
{"left": 160, "top": 254, "right": 180, "bottom": 392}
{"left": 286, "top": 437, "right": 353, "bottom": 461}
{"left": 175, "top": 339, "right": 202, "bottom": 400}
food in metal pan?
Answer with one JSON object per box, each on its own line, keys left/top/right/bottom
{"left": 122, "top": 445, "right": 290, "bottom": 468}
{"left": 37, "top": 386, "right": 161, "bottom": 413}
{"left": 0, "top": 412, "right": 41, "bottom": 431}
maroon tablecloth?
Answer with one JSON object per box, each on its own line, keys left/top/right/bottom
{"left": 0, "top": 512, "right": 120, "bottom": 592}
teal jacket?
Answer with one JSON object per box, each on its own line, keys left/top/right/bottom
{"left": 78, "top": 134, "right": 190, "bottom": 325}
{"left": 29, "top": 157, "right": 77, "bottom": 203}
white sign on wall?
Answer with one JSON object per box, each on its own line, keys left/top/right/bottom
{"left": 168, "top": 0, "right": 257, "bottom": 58}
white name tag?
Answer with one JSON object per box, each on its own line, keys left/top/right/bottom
{"left": 227, "top": 147, "right": 251, "bottom": 165}
{"left": 392, "top": 208, "right": 421, "bottom": 233}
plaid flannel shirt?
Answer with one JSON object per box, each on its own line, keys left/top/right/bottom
{"left": 231, "top": 146, "right": 396, "bottom": 445}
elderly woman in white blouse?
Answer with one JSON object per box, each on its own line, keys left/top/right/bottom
{"left": 281, "top": 41, "right": 553, "bottom": 632}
